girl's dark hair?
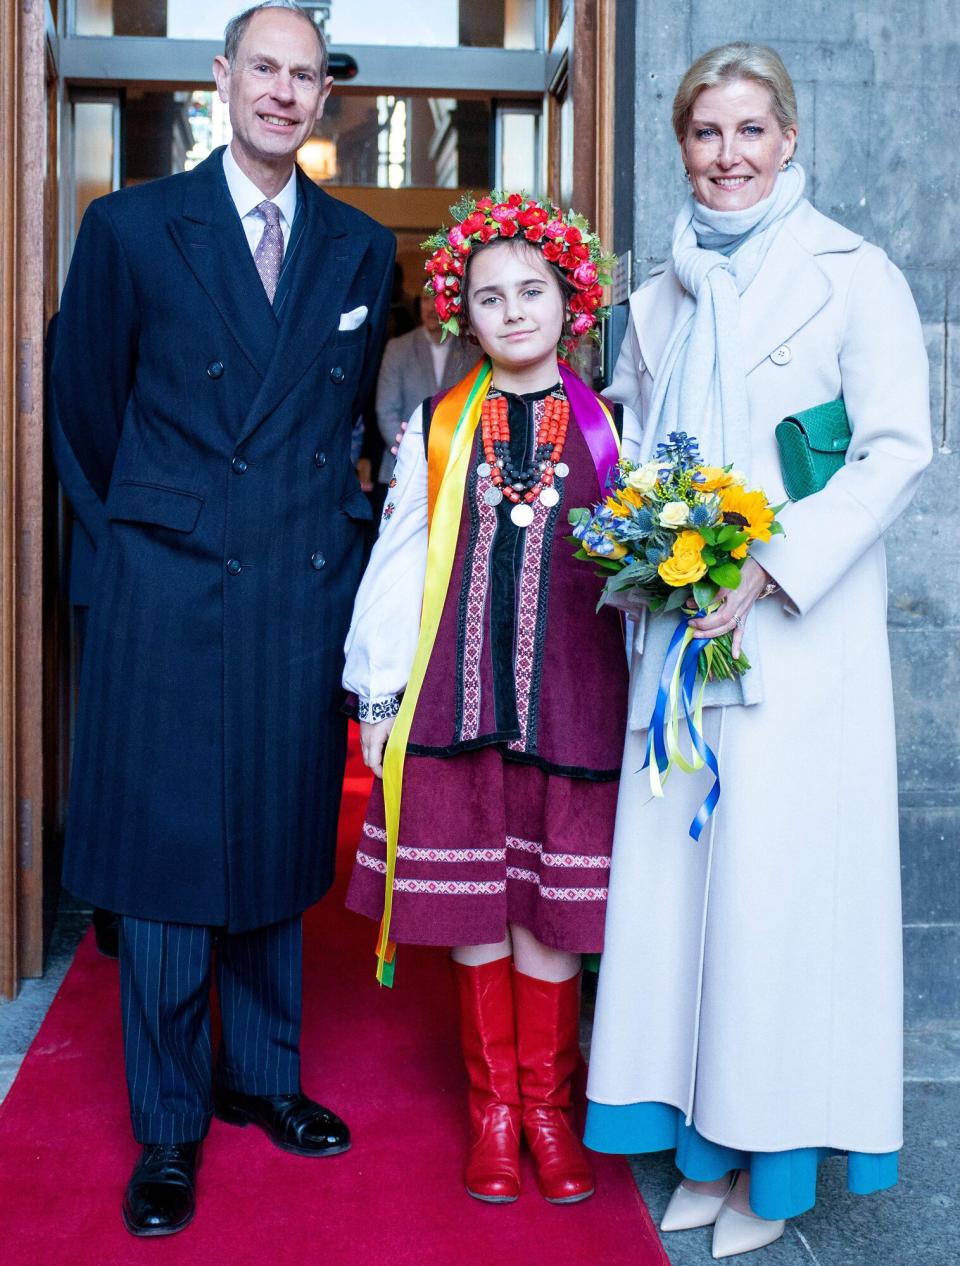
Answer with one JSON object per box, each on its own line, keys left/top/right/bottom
{"left": 458, "top": 237, "right": 576, "bottom": 344}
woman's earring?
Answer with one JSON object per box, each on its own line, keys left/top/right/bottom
{"left": 683, "top": 166, "right": 691, "bottom": 181}
{"left": 780, "top": 154, "right": 794, "bottom": 172}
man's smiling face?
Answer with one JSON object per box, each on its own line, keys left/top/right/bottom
{"left": 214, "top": 8, "right": 332, "bottom": 176}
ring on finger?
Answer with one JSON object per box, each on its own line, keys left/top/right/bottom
{"left": 733, "top": 614, "right": 743, "bottom": 629}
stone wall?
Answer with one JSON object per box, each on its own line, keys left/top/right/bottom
{"left": 614, "top": 0, "right": 959, "bottom": 1031}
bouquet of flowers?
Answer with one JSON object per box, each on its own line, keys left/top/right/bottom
{"left": 569, "top": 431, "right": 783, "bottom": 681}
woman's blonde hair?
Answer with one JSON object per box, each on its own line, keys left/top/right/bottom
{"left": 672, "top": 42, "right": 798, "bottom": 141}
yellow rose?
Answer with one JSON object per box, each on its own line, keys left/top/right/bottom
{"left": 658, "top": 530, "right": 707, "bottom": 587}
{"left": 626, "top": 462, "right": 661, "bottom": 495}
{"left": 659, "top": 500, "right": 691, "bottom": 528}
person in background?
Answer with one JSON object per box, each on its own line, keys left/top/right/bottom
{"left": 371, "top": 297, "right": 477, "bottom": 515}
{"left": 585, "top": 41, "right": 931, "bottom": 1258}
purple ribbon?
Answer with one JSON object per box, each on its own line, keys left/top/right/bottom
{"left": 559, "top": 363, "right": 620, "bottom": 496}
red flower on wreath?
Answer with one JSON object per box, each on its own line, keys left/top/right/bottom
{"left": 542, "top": 240, "right": 564, "bottom": 263}
{"left": 490, "top": 203, "right": 519, "bottom": 222}
{"left": 461, "top": 211, "right": 486, "bottom": 235}
{"left": 517, "top": 203, "right": 549, "bottom": 228}
{"left": 524, "top": 224, "right": 546, "bottom": 243}
{"left": 572, "top": 261, "right": 599, "bottom": 289}
{"left": 498, "top": 219, "right": 519, "bottom": 237}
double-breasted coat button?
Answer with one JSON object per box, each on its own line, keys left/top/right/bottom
{"left": 330, "top": 366, "right": 345, "bottom": 384}
{"left": 770, "top": 345, "right": 792, "bottom": 366}
{"left": 207, "top": 360, "right": 225, "bottom": 379}
{"left": 310, "top": 552, "right": 326, "bottom": 571}
{"left": 231, "top": 456, "right": 248, "bottom": 474}
{"left": 314, "top": 450, "right": 327, "bottom": 468}
{"left": 226, "top": 558, "right": 242, "bottom": 575}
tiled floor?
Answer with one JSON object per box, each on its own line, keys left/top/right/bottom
{"left": 1, "top": 907, "right": 958, "bottom": 1265}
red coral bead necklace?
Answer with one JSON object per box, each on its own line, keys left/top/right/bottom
{"left": 479, "top": 389, "right": 571, "bottom": 528}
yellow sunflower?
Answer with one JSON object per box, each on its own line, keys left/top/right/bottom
{"left": 719, "top": 485, "right": 775, "bottom": 543}
{"left": 695, "top": 465, "right": 738, "bottom": 493}
{"left": 605, "top": 487, "right": 645, "bottom": 518}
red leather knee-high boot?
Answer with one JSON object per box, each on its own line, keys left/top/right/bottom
{"left": 452, "top": 957, "right": 522, "bottom": 1203}
{"left": 514, "top": 968, "right": 595, "bottom": 1203}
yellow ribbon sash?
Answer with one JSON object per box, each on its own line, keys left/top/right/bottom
{"left": 375, "top": 358, "right": 492, "bottom": 985}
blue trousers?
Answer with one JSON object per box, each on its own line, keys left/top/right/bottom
{"left": 119, "top": 915, "right": 302, "bottom": 1143}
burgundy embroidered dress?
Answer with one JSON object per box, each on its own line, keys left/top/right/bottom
{"left": 343, "top": 385, "right": 640, "bottom": 952}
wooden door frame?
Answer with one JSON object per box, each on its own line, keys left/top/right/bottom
{"left": 1, "top": 0, "right": 53, "bottom": 998}
{"left": 546, "top": 0, "right": 616, "bottom": 260}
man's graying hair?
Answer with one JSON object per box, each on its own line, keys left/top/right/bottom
{"left": 224, "top": 1, "right": 329, "bottom": 76}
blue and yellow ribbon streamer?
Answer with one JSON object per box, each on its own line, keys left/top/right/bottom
{"left": 641, "top": 613, "right": 721, "bottom": 842}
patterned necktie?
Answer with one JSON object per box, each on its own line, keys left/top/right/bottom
{"left": 253, "top": 200, "right": 284, "bottom": 304}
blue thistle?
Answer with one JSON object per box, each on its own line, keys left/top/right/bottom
{"left": 689, "top": 502, "right": 715, "bottom": 529}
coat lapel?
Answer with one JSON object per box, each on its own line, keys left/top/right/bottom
{"left": 631, "top": 224, "right": 834, "bottom": 382}
{"left": 739, "top": 228, "right": 832, "bottom": 373}
{"left": 168, "top": 149, "right": 278, "bottom": 379}
{"left": 238, "top": 173, "right": 368, "bottom": 443}
{"left": 630, "top": 269, "right": 692, "bottom": 381}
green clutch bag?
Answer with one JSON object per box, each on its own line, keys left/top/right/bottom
{"left": 775, "top": 399, "right": 851, "bottom": 501}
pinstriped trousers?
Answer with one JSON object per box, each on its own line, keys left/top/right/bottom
{"left": 120, "top": 915, "right": 302, "bottom": 1143}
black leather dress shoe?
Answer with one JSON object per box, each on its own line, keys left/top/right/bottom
{"left": 93, "top": 908, "right": 120, "bottom": 959}
{"left": 122, "top": 1142, "right": 201, "bottom": 1237}
{"left": 214, "top": 1088, "right": 351, "bottom": 1157}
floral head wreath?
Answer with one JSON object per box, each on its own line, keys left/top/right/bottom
{"left": 421, "top": 191, "right": 616, "bottom": 347}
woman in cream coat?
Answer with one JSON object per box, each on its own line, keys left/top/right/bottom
{"left": 584, "top": 43, "right": 932, "bottom": 1258}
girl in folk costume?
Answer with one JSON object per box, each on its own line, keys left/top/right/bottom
{"left": 343, "top": 193, "right": 640, "bottom": 1205}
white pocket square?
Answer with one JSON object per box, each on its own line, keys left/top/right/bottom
{"left": 339, "top": 305, "right": 368, "bottom": 331}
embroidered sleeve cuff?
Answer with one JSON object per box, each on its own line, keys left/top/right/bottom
{"left": 357, "top": 694, "right": 402, "bottom": 723}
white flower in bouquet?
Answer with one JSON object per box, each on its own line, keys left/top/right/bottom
{"left": 659, "top": 501, "right": 691, "bottom": 528}
{"left": 626, "top": 461, "right": 661, "bottom": 495}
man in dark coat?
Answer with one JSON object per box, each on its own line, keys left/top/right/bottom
{"left": 49, "top": 0, "right": 394, "bottom": 1236}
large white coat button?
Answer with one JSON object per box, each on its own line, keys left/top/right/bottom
{"left": 770, "top": 345, "right": 792, "bottom": 366}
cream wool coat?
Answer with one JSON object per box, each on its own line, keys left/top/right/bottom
{"left": 587, "top": 200, "right": 932, "bottom": 1154}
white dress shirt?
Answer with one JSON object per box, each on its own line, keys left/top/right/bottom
{"left": 222, "top": 144, "right": 298, "bottom": 258}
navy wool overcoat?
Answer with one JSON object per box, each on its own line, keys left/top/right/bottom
{"left": 50, "top": 147, "right": 395, "bottom": 931}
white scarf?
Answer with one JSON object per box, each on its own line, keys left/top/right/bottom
{"left": 639, "top": 163, "right": 807, "bottom": 472}
{"left": 631, "top": 165, "right": 807, "bottom": 722}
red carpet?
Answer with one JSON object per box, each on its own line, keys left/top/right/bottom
{"left": 0, "top": 726, "right": 668, "bottom": 1266}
